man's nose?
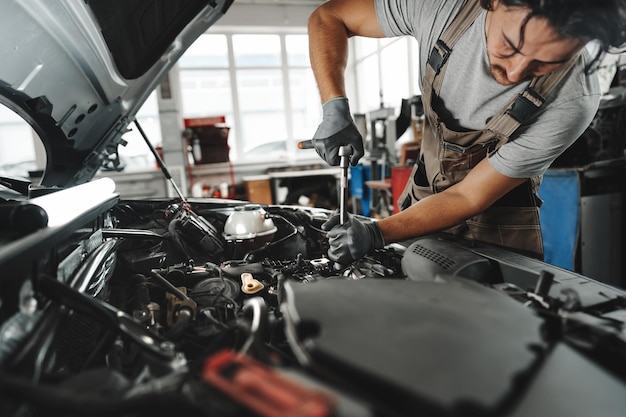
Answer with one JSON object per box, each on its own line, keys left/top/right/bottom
{"left": 506, "top": 55, "right": 532, "bottom": 83}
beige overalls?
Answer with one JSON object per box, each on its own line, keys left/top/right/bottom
{"left": 397, "top": 0, "right": 578, "bottom": 259}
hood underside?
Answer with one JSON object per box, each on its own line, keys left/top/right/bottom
{"left": 0, "top": 0, "right": 232, "bottom": 187}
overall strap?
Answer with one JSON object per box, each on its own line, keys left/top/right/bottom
{"left": 422, "top": 0, "right": 581, "bottom": 143}
{"left": 485, "top": 54, "right": 580, "bottom": 141}
{"left": 423, "top": 0, "right": 483, "bottom": 97}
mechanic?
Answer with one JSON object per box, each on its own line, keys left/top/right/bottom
{"left": 309, "top": 0, "right": 626, "bottom": 263}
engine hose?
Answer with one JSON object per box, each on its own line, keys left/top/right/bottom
{"left": 239, "top": 297, "right": 268, "bottom": 356}
{"left": 167, "top": 218, "right": 192, "bottom": 261}
{"left": 69, "top": 238, "right": 119, "bottom": 295}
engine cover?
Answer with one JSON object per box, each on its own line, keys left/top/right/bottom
{"left": 281, "top": 277, "right": 544, "bottom": 416}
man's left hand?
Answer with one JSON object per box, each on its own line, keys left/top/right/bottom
{"left": 312, "top": 97, "right": 364, "bottom": 166}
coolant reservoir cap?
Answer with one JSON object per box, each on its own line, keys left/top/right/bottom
{"left": 223, "top": 204, "right": 277, "bottom": 241}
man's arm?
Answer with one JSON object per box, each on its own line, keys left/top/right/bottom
{"left": 377, "top": 158, "right": 528, "bottom": 242}
{"left": 308, "top": 0, "right": 385, "bottom": 102}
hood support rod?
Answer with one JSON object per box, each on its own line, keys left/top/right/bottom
{"left": 134, "top": 119, "right": 187, "bottom": 203}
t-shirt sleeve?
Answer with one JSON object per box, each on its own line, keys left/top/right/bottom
{"left": 375, "top": 0, "right": 423, "bottom": 37}
{"left": 489, "top": 77, "right": 601, "bottom": 178}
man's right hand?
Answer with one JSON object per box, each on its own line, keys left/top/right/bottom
{"left": 312, "top": 97, "right": 364, "bottom": 166}
{"left": 322, "top": 211, "right": 385, "bottom": 264}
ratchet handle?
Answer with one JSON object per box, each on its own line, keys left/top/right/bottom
{"left": 297, "top": 140, "right": 314, "bottom": 149}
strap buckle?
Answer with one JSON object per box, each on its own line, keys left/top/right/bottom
{"left": 427, "top": 40, "right": 452, "bottom": 73}
{"left": 506, "top": 87, "right": 545, "bottom": 123}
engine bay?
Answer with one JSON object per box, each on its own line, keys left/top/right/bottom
{"left": 1, "top": 186, "right": 625, "bottom": 417}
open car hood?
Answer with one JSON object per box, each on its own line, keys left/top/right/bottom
{"left": 0, "top": 0, "right": 232, "bottom": 187}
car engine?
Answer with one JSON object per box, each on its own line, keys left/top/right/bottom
{"left": 0, "top": 181, "right": 625, "bottom": 417}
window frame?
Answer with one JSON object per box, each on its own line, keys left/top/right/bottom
{"left": 178, "top": 28, "right": 322, "bottom": 164}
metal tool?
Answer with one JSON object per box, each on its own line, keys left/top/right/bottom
{"left": 332, "top": 146, "right": 352, "bottom": 271}
{"left": 298, "top": 140, "right": 352, "bottom": 225}
{"left": 338, "top": 145, "right": 352, "bottom": 225}
{"left": 298, "top": 141, "right": 353, "bottom": 270}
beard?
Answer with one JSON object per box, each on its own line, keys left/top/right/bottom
{"left": 490, "top": 64, "right": 513, "bottom": 86}
{"left": 490, "top": 63, "right": 532, "bottom": 86}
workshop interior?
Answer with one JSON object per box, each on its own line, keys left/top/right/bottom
{"left": 0, "top": 1, "right": 625, "bottom": 417}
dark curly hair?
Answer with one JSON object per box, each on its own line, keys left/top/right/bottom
{"left": 479, "top": 0, "right": 626, "bottom": 70}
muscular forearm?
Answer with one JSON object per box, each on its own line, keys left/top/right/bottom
{"left": 377, "top": 189, "right": 481, "bottom": 242}
{"left": 308, "top": 6, "right": 350, "bottom": 102}
{"left": 377, "top": 159, "right": 528, "bottom": 243}
{"left": 308, "top": 0, "right": 385, "bottom": 102}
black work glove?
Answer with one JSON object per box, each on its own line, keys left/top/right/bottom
{"left": 312, "top": 97, "right": 364, "bottom": 166}
{"left": 321, "top": 212, "right": 385, "bottom": 264}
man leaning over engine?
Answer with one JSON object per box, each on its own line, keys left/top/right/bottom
{"left": 308, "top": 0, "right": 626, "bottom": 263}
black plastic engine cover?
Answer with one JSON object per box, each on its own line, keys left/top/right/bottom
{"left": 281, "top": 277, "right": 544, "bottom": 416}
{"left": 401, "top": 236, "right": 498, "bottom": 283}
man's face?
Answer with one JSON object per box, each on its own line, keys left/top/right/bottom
{"left": 485, "top": 0, "right": 586, "bottom": 86}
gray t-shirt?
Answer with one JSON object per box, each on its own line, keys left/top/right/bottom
{"left": 375, "top": 0, "right": 601, "bottom": 178}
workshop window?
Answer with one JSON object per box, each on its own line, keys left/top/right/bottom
{"left": 179, "top": 34, "right": 229, "bottom": 68}
{"left": 233, "top": 34, "right": 282, "bottom": 67}
{"left": 232, "top": 34, "right": 287, "bottom": 157}
{"left": 286, "top": 35, "right": 310, "bottom": 66}
{"left": 179, "top": 32, "right": 321, "bottom": 164}
{"left": 289, "top": 68, "right": 320, "bottom": 142}
{"left": 237, "top": 68, "right": 287, "bottom": 149}
{"left": 351, "top": 36, "right": 419, "bottom": 116}
{"left": 0, "top": 104, "right": 40, "bottom": 178}
{"left": 119, "top": 91, "right": 162, "bottom": 170}
{"left": 180, "top": 70, "right": 234, "bottom": 126}
{"left": 355, "top": 54, "right": 382, "bottom": 114}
